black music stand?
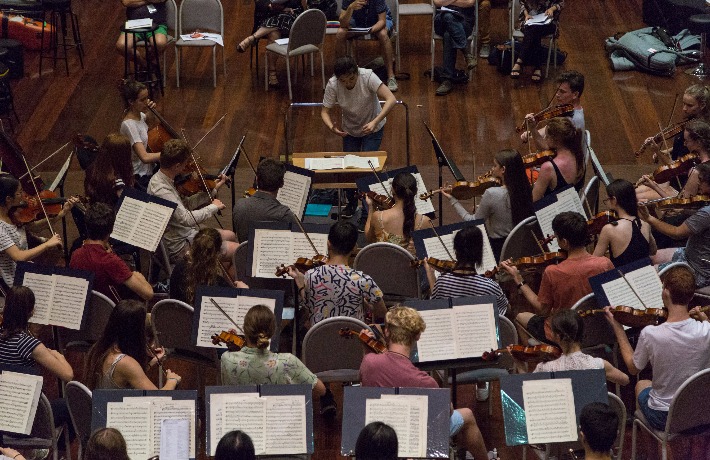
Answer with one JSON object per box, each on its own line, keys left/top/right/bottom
{"left": 422, "top": 121, "right": 467, "bottom": 227}
{"left": 223, "top": 134, "right": 245, "bottom": 233}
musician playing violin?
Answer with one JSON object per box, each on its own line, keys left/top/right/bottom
{"left": 426, "top": 226, "right": 509, "bottom": 316}
{"left": 639, "top": 162, "right": 710, "bottom": 288}
{"left": 120, "top": 79, "right": 160, "bottom": 191}
{"left": 592, "top": 179, "right": 656, "bottom": 267}
{"left": 84, "top": 133, "right": 135, "bottom": 208}
{"left": 232, "top": 158, "right": 299, "bottom": 243}
{"left": 442, "top": 149, "right": 533, "bottom": 261}
{"left": 604, "top": 265, "right": 710, "bottom": 431}
{"left": 500, "top": 212, "right": 613, "bottom": 344}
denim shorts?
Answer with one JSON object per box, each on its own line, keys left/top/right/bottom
{"left": 638, "top": 386, "right": 668, "bottom": 431}
{"left": 450, "top": 410, "right": 464, "bottom": 436}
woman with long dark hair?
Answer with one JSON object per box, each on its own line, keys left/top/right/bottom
{"left": 443, "top": 149, "right": 534, "bottom": 260}
{"left": 532, "top": 117, "right": 585, "bottom": 201}
{"left": 355, "top": 422, "right": 398, "bottom": 460}
{"left": 84, "top": 133, "right": 135, "bottom": 208}
{"left": 119, "top": 78, "right": 160, "bottom": 190}
{"left": 364, "top": 172, "right": 430, "bottom": 255}
{"left": 593, "top": 179, "right": 656, "bottom": 267}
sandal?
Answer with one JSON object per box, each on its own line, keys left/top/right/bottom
{"left": 510, "top": 59, "right": 522, "bottom": 79}
{"left": 237, "top": 35, "right": 256, "bottom": 53}
{"left": 531, "top": 68, "right": 542, "bottom": 82}
{"left": 268, "top": 70, "right": 279, "bottom": 87}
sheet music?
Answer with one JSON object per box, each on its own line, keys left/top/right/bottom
{"left": 416, "top": 309, "right": 456, "bottom": 362}
{"left": 196, "top": 296, "right": 240, "bottom": 347}
{"left": 111, "top": 196, "right": 145, "bottom": 243}
{"left": 252, "top": 229, "right": 292, "bottom": 278}
{"left": 368, "top": 173, "right": 434, "bottom": 215}
{"left": 107, "top": 401, "right": 153, "bottom": 460}
{"left": 0, "top": 372, "right": 42, "bottom": 435}
{"left": 380, "top": 395, "right": 428, "bottom": 458}
{"left": 277, "top": 171, "right": 312, "bottom": 220}
{"left": 601, "top": 278, "right": 645, "bottom": 309}
{"left": 111, "top": 196, "right": 173, "bottom": 252}
{"left": 292, "top": 232, "right": 328, "bottom": 261}
{"left": 23, "top": 272, "right": 53, "bottom": 325}
{"left": 624, "top": 265, "right": 664, "bottom": 308}
{"left": 475, "top": 223, "right": 498, "bottom": 273}
{"left": 422, "top": 232, "right": 456, "bottom": 261}
{"left": 47, "top": 274, "right": 89, "bottom": 329}
{"left": 366, "top": 397, "right": 427, "bottom": 458}
{"left": 522, "top": 378, "right": 577, "bottom": 444}
{"left": 535, "top": 188, "right": 584, "bottom": 253}
{"left": 534, "top": 204, "right": 558, "bottom": 252}
{"left": 209, "top": 393, "right": 227, "bottom": 456}
{"left": 151, "top": 400, "right": 196, "bottom": 458}
{"left": 557, "top": 187, "right": 586, "bottom": 217}
{"left": 265, "top": 395, "right": 307, "bottom": 455}
{"left": 452, "top": 304, "right": 498, "bottom": 358}
{"left": 305, "top": 157, "right": 346, "bottom": 170}
{"left": 222, "top": 395, "right": 267, "bottom": 455}
{"left": 236, "top": 296, "right": 276, "bottom": 331}
{"left": 160, "top": 419, "right": 190, "bottom": 460}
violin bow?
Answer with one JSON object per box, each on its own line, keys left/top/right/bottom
{"left": 17, "top": 141, "right": 71, "bottom": 180}
{"left": 655, "top": 121, "right": 685, "bottom": 191}
{"left": 368, "top": 160, "right": 394, "bottom": 201}
{"left": 288, "top": 209, "right": 321, "bottom": 257}
{"left": 209, "top": 297, "right": 246, "bottom": 335}
{"left": 532, "top": 230, "right": 546, "bottom": 253}
{"left": 180, "top": 128, "right": 225, "bottom": 229}
{"left": 19, "top": 153, "right": 55, "bottom": 235}
{"left": 189, "top": 114, "right": 226, "bottom": 152}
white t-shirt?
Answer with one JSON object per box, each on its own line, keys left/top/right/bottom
{"left": 322, "top": 68, "right": 384, "bottom": 137}
{"left": 533, "top": 350, "right": 603, "bottom": 373}
{"left": 120, "top": 112, "right": 154, "bottom": 177}
{"left": 634, "top": 318, "right": 710, "bottom": 411}
{"left": 0, "top": 220, "right": 27, "bottom": 287}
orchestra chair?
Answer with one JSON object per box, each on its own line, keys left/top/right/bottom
{"left": 430, "top": 0, "right": 477, "bottom": 81}
{"left": 4, "top": 393, "right": 71, "bottom": 460}
{"left": 347, "top": 0, "right": 401, "bottom": 71}
{"left": 499, "top": 215, "right": 540, "bottom": 262}
{"left": 631, "top": 367, "right": 710, "bottom": 460}
{"left": 232, "top": 240, "right": 252, "bottom": 286}
{"left": 658, "top": 261, "right": 692, "bottom": 277}
{"left": 580, "top": 175, "right": 600, "bottom": 218}
{"left": 302, "top": 316, "right": 372, "bottom": 384}
{"left": 508, "top": 0, "right": 559, "bottom": 78}
{"left": 175, "top": 0, "right": 225, "bottom": 87}
{"left": 137, "top": 0, "right": 178, "bottom": 87}
{"left": 586, "top": 130, "right": 614, "bottom": 186}
{"left": 444, "top": 315, "right": 518, "bottom": 414}
{"left": 265, "top": 9, "right": 327, "bottom": 100}
{"left": 151, "top": 298, "right": 220, "bottom": 389}
{"left": 65, "top": 381, "right": 92, "bottom": 460}
{"left": 39, "top": 0, "right": 84, "bottom": 76}
{"left": 56, "top": 290, "right": 115, "bottom": 355}
{"left": 352, "top": 242, "right": 421, "bottom": 305}
{"left": 401, "top": 0, "right": 434, "bottom": 59}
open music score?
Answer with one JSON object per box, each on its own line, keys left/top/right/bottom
{"left": 365, "top": 395, "right": 428, "bottom": 458}
{"left": 304, "top": 154, "right": 380, "bottom": 170}
{"left": 589, "top": 258, "right": 664, "bottom": 310}
{"left": 194, "top": 294, "right": 276, "bottom": 348}
{"left": 533, "top": 186, "right": 586, "bottom": 252}
{"left": 0, "top": 370, "right": 43, "bottom": 435}
{"left": 522, "top": 379, "right": 577, "bottom": 444}
{"left": 249, "top": 222, "right": 329, "bottom": 279}
{"left": 110, "top": 188, "right": 176, "bottom": 252}
{"left": 276, "top": 164, "right": 314, "bottom": 220}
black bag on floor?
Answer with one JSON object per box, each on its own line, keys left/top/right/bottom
{"left": 488, "top": 43, "right": 512, "bottom": 74}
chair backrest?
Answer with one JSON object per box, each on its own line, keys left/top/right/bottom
{"left": 233, "top": 240, "right": 250, "bottom": 284}
{"left": 28, "top": 393, "right": 55, "bottom": 440}
{"left": 289, "top": 9, "right": 327, "bottom": 50}
{"left": 666, "top": 367, "right": 710, "bottom": 434}
{"left": 179, "top": 0, "right": 224, "bottom": 35}
{"left": 302, "top": 316, "right": 370, "bottom": 375}
{"left": 497, "top": 316, "right": 519, "bottom": 371}
{"left": 56, "top": 290, "right": 115, "bottom": 351}
{"left": 581, "top": 175, "right": 600, "bottom": 218}
{"left": 65, "top": 381, "right": 93, "bottom": 447}
{"left": 151, "top": 299, "right": 217, "bottom": 361}
{"left": 658, "top": 261, "right": 692, "bottom": 277}
{"left": 570, "top": 293, "right": 616, "bottom": 348}
{"left": 500, "top": 216, "right": 541, "bottom": 262}
{"left": 352, "top": 242, "right": 420, "bottom": 300}
{"left": 607, "top": 392, "right": 626, "bottom": 460}
{"left": 587, "top": 130, "right": 612, "bottom": 186}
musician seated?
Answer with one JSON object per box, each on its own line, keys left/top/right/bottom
{"left": 604, "top": 265, "right": 710, "bottom": 431}
{"left": 359, "top": 306, "right": 499, "bottom": 460}
{"left": 640, "top": 162, "right": 710, "bottom": 288}
{"left": 364, "top": 172, "right": 431, "bottom": 255}
{"left": 355, "top": 422, "right": 398, "bottom": 460}
{"left": 115, "top": 0, "right": 169, "bottom": 66}
{"left": 592, "top": 179, "right": 656, "bottom": 267}
{"left": 120, "top": 79, "right": 160, "bottom": 191}
{"left": 84, "top": 427, "right": 131, "bottom": 460}
{"left": 288, "top": 221, "right": 386, "bottom": 327}
{"left": 215, "top": 430, "right": 256, "bottom": 460}
{"left": 426, "top": 226, "right": 509, "bottom": 316}
{"left": 500, "top": 211, "right": 613, "bottom": 344}
{"left": 70, "top": 203, "right": 153, "bottom": 301}
{"left": 232, "top": 158, "right": 299, "bottom": 243}
{"left": 147, "top": 139, "right": 238, "bottom": 264}
{"left": 578, "top": 402, "right": 619, "bottom": 460}
{"left": 220, "top": 305, "right": 326, "bottom": 396}
{"left": 170, "top": 228, "right": 248, "bottom": 304}
{"left": 84, "top": 133, "right": 135, "bottom": 208}
{"left": 85, "top": 299, "right": 181, "bottom": 390}
{"left": 532, "top": 310, "right": 629, "bottom": 386}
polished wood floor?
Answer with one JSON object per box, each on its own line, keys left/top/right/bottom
{"left": 17, "top": 0, "right": 710, "bottom": 458}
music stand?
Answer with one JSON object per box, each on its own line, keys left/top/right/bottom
{"left": 50, "top": 151, "right": 74, "bottom": 263}
{"left": 422, "top": 121, "right": 467, "bottom": 226}
{"left": 222, "top": 135, "right": 245, "bottom": 232}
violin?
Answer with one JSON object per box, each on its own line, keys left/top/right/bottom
{"left": 578, "top": 306, "right": 667, "bottom": 328}
{"left": 358, "top": 191, "right": 394, "bottom": 210}
{"left": 482, "top": 344, "right": 562, "bottom": 362}
{"left": 516, "top": 104, "right": 575, "bottom": 133}
{"left": 635, "top": 119, "right": 693, "bottom": 158}
{"left": 338, "top": 327, "right": 387, "bottom": 353}
{"left": 587, "top": 211, "right": 619, "bottom": 236}
{"left": 12, "top": 192, "right": 85, "bottom": 225}
{"left": 420, "top": 176, "right": 501, "bottom": 201}
{"left": 410, "top": 257, "right": 458, "bottom": 273}
{"left": 484, "top": 251, "right": 567, "bottom": 278}
{"left": 210, "top": 330, "right": 246, "bottom": 350}
{"left": 522, "top": 150, "right": 556, "bottom": 169}
{"left": 649, "top": 153, "right": 698, "bottom": 184}
{"left": 650, "top": 195, "right": 710, "bottom": 211}
{"left": 275, "top": 255, "right": 328, "bottom": 277}
{"left": 243, "top": 187, "right": 257, "bottom": 198}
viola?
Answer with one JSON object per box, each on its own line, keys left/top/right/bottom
{"left": 358, "top": 191, "right": 395, "bottom": 210}
{"left": 587, "top": 210, "right": 619, "bottom": 236}
{"left": 338, "top": 327, "right": 387, "bottom": 353}
{"left": 485, "top": 251, "right": 567, "bottom": 278}
{"left": 410, "top": 257, "right": 457, "bottom": 273}
{"left": 578, "top": 306, "right": 667, "bottom": 328}
{"left": 652, "top": 195, "right": 710, "bottom": 211}
{"left": 420, "top": 176, "right": 501, "bottom": 201}
{"left": 12, "top": 192, "right": 86, "bottom": 224}
{"left": 650, "top": 153, "right": 698, "bottom": 184}
{"left": 210, "top": 331, "right": 245, "bottom": 350}
{"left": 516, "top": 104, "right": 575, "bottom": 133}
{"left": 275, "top": 255, "right": 328, "bottom": 277}
{"left": 482, "top": 344, "right": 562, "bottom": 362}
{"left": 522, "top": 150, "right": 556, "bottom": 169}
{"left": 635, "top": 119, "right": 693, "bottom": 158}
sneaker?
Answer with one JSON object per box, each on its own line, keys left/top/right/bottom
{"left": 320, "top": 391, "right": 337, "bottom": 416}
{"left": 436, "top": 79, "right": 453, "bottom": 96}
{"left": 340, "top": 202, "right": 357, "bottom": 219}
{"left": 466, "top": 53, "right": 476, "bottom": 70}
{"left": 476, "top": 381, "right": 490, "bottom": 401}
{"left": 387, "top": 76, "right": 398, "bottom": 92}
{"left": 479, "top": 43, "right": 490, "bottom": 59}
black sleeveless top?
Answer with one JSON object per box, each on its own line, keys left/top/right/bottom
{"left": 610, "top": 218, "right": 650, "bottom": 267}
{"left": 543, "top": 160, "right": 570, "bottom": 197}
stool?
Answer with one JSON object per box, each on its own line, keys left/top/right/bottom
{"left": 0, "top": 51, "right": 19, "bottom": 133}
{"left": 121, "top": 23, "right": 164, "bottom": 98}
{"left": 687, "top": 14, "right": 710, "bottom": 77}
{"left": 39, "top": 0, "right": 84, "bottom": 76}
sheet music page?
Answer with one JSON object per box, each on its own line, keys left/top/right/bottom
{"left": 47, "top": 274, "right": 89, "bottom": 330}
{"left": 277, "top": 171, "right": 312, "bottom": 219}
{"left": 416, "top": 309, "right": 456, "bottom": 362}
{"left": 625, "top": 265, "right": 664, "bottom": 308}
{"left": 252, "top": 229, "right": 292, "bottom": 278}
{"left": 366, "top": 398, "right": 420, "bottom": 458}
{"left": 523, "top": 378, "right": 577, "bottom": 444}
{"left": 264, "top": 395, "right": 307, "bottom": 455}
{"left": 601, "top": 277, "right": 645, "bottom": 309}
{"left": 343, "top": 155, "right": 379, "bottom": 169}
{"left": 475, "top": 223, "right": 498, "bottom": 273}
{"left": 209, "top": 393, "right": 227, "bottom": 456}
{"left": 422, "top": 232, "right": 456, "bottom": 261}
{"left": 305, "top": 157, "right": 344, "bottom": 170}
{"left": 556, "top": 187, "right": 586, "bottom": 217}
{"left": 23, "top": 272, "right": 53, "bottom": 325}
{"left": 152, "top": 400, "right": 195, "bottom": 458}
{"left": 222, "top": 395, "right": 267, "bottom": 455}
{"left": 380, "top": 395, "right": 428, "bottom": 457}
{"left": 236, "top": 296, "right": 276, "bottom": 331}
{"left": 160, "top": 419, "right": 190, "bottom": 460}
{"left": 411, "top": 172, "right": 435, "bottom": 215}
{"left": 130, "top": 201, "right": 174, "bottom": 252}
{"left": 368, "top": 182, "right": 393, "bottom": 201}
{"left": 196, "top": 296, "right": 241, "bottom": 347}
{"left": 106, "top": 401, "right": 152, "bottom": 460}
{"left": 292, "top": 232, "right": 328, "bottom": 260}
{"left": 0, "top": 372, "right": 42, "bottom": 435}
{"left": 111, "top": 196, "right": 145, "bottom": 244}
{"left": 535, "top": 203, "right": 559, "bottom": 252}
{"left": 452, "top": 304, "right": 498, "bottom": 358}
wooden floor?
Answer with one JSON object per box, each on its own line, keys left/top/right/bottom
{"left": 16, "top": 0, "right": 710, "bottom": 458}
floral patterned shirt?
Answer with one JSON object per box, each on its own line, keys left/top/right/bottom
{"left": 220, "top": 347, "right": 318, "bottom": 388}
{"left": 304, "top": 264, "right": 384, "bottom": 327}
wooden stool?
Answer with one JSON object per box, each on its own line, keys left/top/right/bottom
{"left": 39, "top": 0, "right": 84, "bottom": 76}
{"left": 121, "top": 23, "right": 164, "bottom": 98}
